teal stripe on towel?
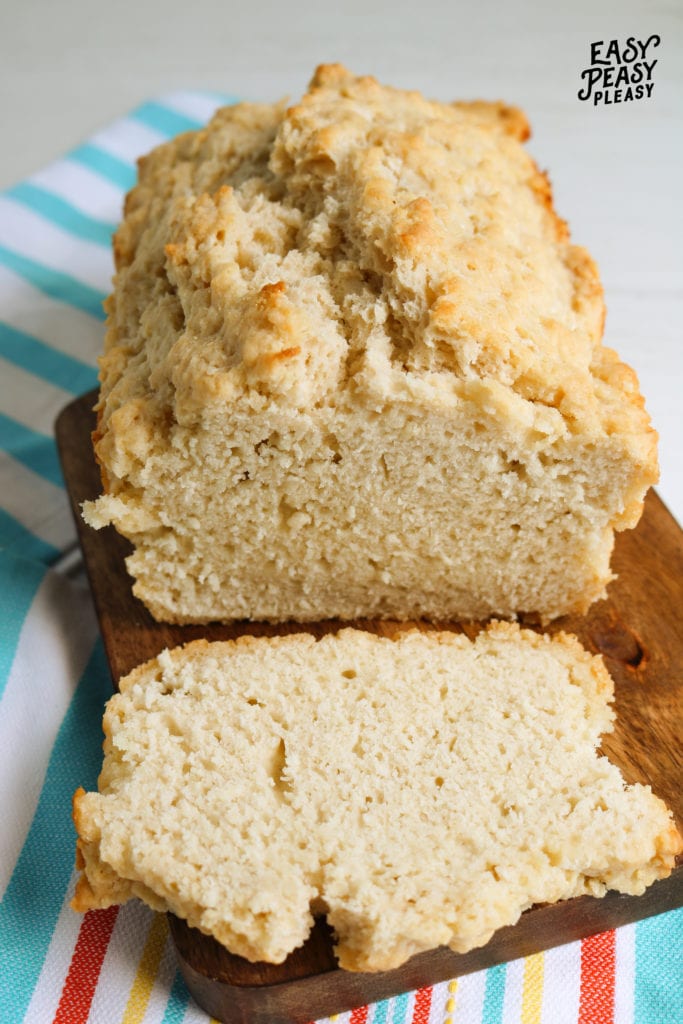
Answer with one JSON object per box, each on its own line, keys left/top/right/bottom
{"left": 0, "top": 414, "right": 63, "bottom": 488}
{"left": 634, "top": 909, "right": 683, "bottom": 1024}
{"left": 0, "top": 509, "right": 60, "bottom": 567}
{"left": 7, "top": 183, "right": 117, "bottom": 248}
{"left": 481, "top": 963, "right": 506, "bottom": 1024}
{"left": 0, "top": 640, "right": 111, "bottom": 1023}
{"left": 0, "top": 245, "right": 106, "bottom": 320}
{"left": 391, "top": 991, "right": 411, "bottom": 1024}
{"left": 131, "top": 100, "right": 203, "bottom": 137}
{"left": 0, "top": 322, "right": 97, "bottom": 395}
{"left": 68, "top": 144, "right": 136, "bottom": 191}
{"left": 372, "top": 996, "right": 390, "bottom": 1024}
{"left": 0, "top": 552, "right": 46, "bottom": 700}
{"left": 202, "top": 90, "right": 240, "bottom": 106}
{"left": 159, "top": 971, "right": 192, "bottom": 1024}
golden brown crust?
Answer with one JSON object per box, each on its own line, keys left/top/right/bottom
{"left": 71, "top": 789, "right": 97, "bottom": 912}
{"left": 72, "top": 786, "right": 88, "bottom": 838}
{"left": 92, "top": 64, "right": 658, "bottom": 452}
{"left": 658, "top": 820, "right": 683, "bottom": 863}
{"left": 95, "top": 61, "right": 649, "bottom": 424}
{"left": 83, "top": 65, "right": 658, "bottom": 625}
{"left": 528, "top": 164, "right": 569, "bottom": 243}
{"left": 452, "top": 99, "right": 531, "bottom": 141}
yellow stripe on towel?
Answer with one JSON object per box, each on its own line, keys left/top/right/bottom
{"left": 443, "top": 978, "right": 458, "bottom": 1023}
{"left": 121, "top": 913, "right": 168, "bottom": 1024}
{"left": 521, "top": 951, "right": 544, "bottom": 1024}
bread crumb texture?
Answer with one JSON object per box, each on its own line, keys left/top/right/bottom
{"left": 71, "top": 625, "right": 680, "bottom": 971}
{"left": 84, "top": 64, "right": 658, "bottom": 623}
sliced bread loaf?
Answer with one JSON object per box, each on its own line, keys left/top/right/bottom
{"left": 82, "top": 64, "right": 657, "bottom": 624}
{"left": 72, "top": 625, "right": 680, "bottom": 971}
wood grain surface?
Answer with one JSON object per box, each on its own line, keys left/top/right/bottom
{"left": 56, "top": 390, "right": 683, "bottom": 1024}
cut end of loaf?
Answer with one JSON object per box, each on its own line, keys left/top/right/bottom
{"left": 71, "top": 625, "right": 680, "bottom": 971}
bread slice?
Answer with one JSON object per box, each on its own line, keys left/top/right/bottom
{"left": 71, "top": 625, "right": 680, "bottom": 972}
{"left": 82, "top": 64, "right": 657, "bottom": 625}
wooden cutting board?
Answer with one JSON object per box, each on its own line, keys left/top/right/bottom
{"left": 56, "top": 390, "right": 683, "bottom": 1024}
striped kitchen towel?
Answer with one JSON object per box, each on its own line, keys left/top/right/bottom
{"left": 0, "top": 91, "right": 681, "bottom": 1024}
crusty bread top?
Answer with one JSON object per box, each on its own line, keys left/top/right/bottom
{"left": 99, "top": 63, "right": 655, "bottom": 464}
{"left": 72, "top": 624, "right": 681, "bottom": 971}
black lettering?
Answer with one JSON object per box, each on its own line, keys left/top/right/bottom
{"left": 640, "top": 34, "right": 661, "bottom": 59}
{"left": 578, "top": 66, "right": 603, "bottom": 100}
{"left": 590, "top": 40, "right": 609, "bottom": 65}
{"left": 578, "top": 35, "right": 658, "bottom": 105}
{"left": 622, "top": 37, "right": 639, "bottom": 63}
{"left": 605, "top": 39, "right": 621, "bottom": 63}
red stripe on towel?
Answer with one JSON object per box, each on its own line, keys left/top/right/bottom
{"left": 52, "top": 906, "right": 119, "bottom": 1024}
{"left": 411, "top": 986, "right": 433, "bottom": 1023}
{"left": 578, "top": 929, "right": 616, "bottom": 1024}
{"left": 350, "top": 1005, "right": 370, "bottom": 1024}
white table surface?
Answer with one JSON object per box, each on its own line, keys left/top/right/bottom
{"left": 1, "top": 0, "right": 681, "bottom": 522}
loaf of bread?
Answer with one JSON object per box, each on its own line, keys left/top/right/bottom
{"left": 71, "top": 625, "right": 680, "bottom": 971}
{"left": 82, "top": 64, "right": 658, "bottom": 624}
